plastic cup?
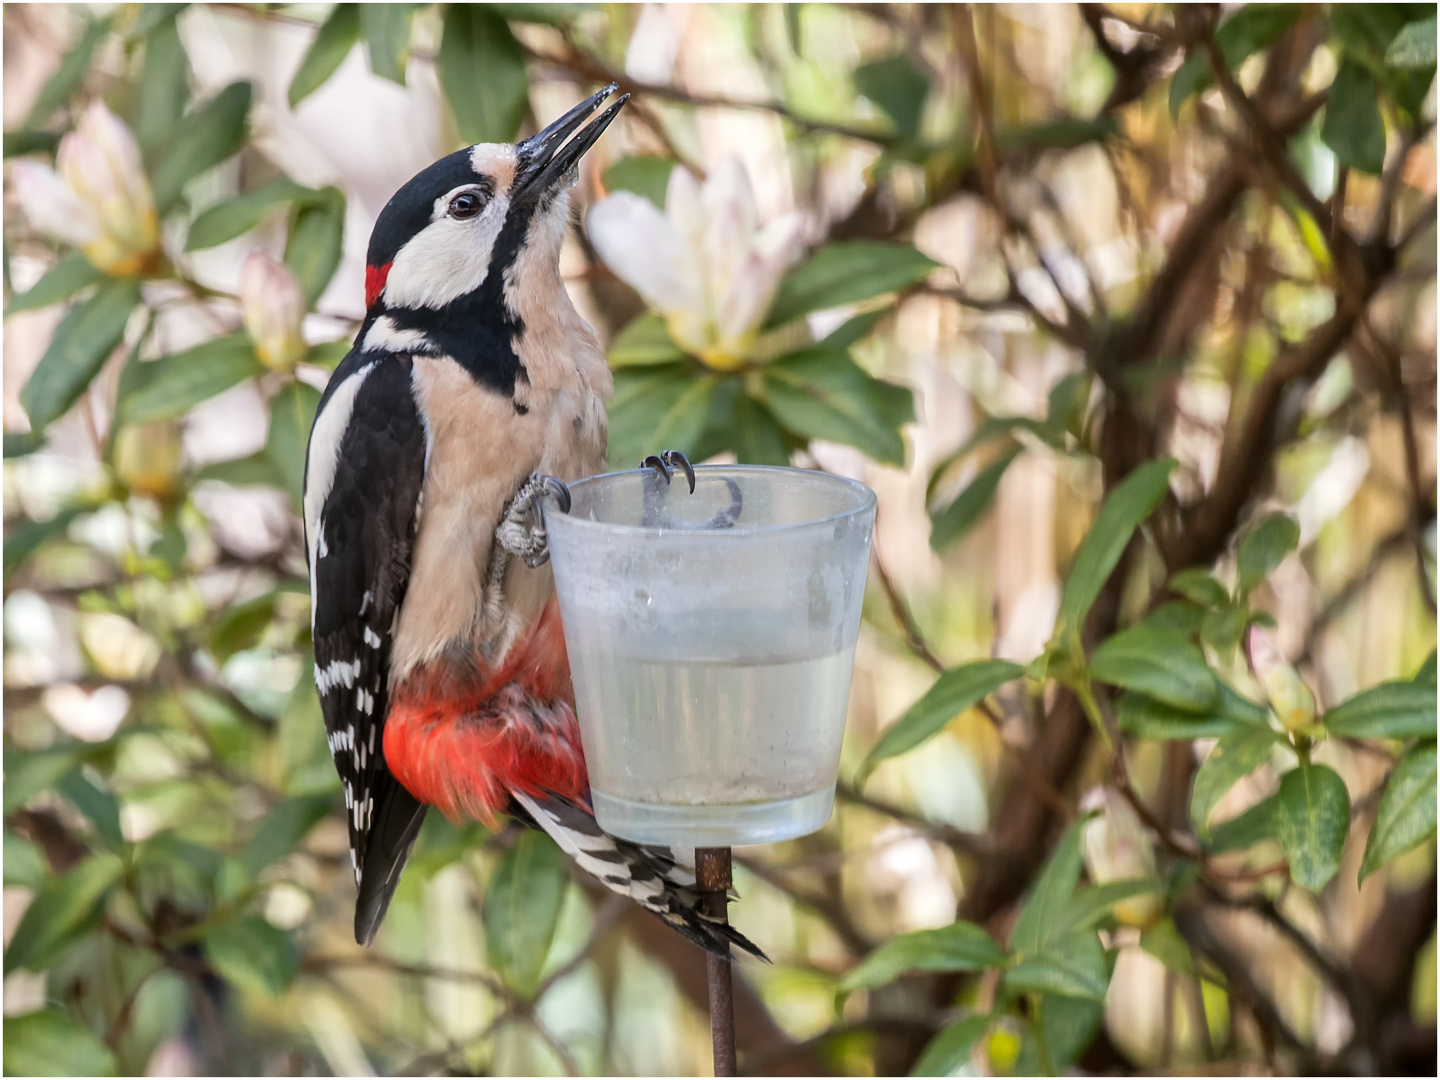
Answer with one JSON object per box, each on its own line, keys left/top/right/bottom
{"left": 544, "top": 464, "right": 876, "bottom": 847}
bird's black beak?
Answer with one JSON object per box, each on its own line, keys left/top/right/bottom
{"left": 515, "top": 83, "right": 628, "bottom": 199}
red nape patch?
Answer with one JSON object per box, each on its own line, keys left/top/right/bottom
{"left": 383, "top": 601, "right": 588, "bottom": 825}
{"left": 365, "top": 262, "right": 391, "bottom": 309}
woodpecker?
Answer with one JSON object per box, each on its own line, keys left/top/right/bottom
{"left": 303, "top": 85, "right": 762, "bottom": 960}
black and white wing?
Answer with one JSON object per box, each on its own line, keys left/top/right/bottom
{"left": 304, "top": 348, "right": 428, "bottom": 945}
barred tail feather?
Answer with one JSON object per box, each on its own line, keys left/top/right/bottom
{"left": 510, "top": 790, "right": 768, "bottom": 962}
{"left": 354, "top": 774, "right": 428, "bottom": 946}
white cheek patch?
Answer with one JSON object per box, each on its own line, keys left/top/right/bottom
{"left": 383, "top": 195, "right": 510, "bottom": 310}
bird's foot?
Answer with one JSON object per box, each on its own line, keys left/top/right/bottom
{"left": 640, "top": 449, "right": 696, "bottom": 494}
{"left": 495, "top": 473, "right": 571, "bottom": 568}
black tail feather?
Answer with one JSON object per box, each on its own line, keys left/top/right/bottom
{"left": 354, "top": 773, "right": 428, "bottom": 946}
{"left": 509, "top": 790, "right": 769, "bottom": 963}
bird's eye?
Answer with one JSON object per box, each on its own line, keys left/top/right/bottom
{"left": 449, "top": 192, "right": 482, "bottom": 219}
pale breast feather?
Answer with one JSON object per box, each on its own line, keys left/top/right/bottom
{"left": 304, "top": 347, "right": 428, "bottom": 923}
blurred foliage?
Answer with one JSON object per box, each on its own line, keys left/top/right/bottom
{"left": 2, "top": 3, "right": 1437, "bottom": 1077}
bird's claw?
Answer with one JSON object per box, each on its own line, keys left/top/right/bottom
{"left": 495, "top": 473, "right": 571, "bottom": 569}
{"left": 640, "top": 450, "right": 696, "bottom": 494}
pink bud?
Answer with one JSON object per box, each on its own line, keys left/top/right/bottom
{"left": 1081, "top": 786, "right": 1162, "bottom": 928}
{"left": 55, "top": 101, "right": 158, "bottom": 274}
{"left": 240, "top": 253, "right": 308, "bottom": 372}
{"left": 1246, "top": 626, "right": 1316, "bottom": 733}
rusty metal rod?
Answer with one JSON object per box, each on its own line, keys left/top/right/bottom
{"left": 695, "top": 846, "right": 737, "bottom": 1077}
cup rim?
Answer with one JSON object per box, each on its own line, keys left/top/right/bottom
{"left": 544, "top": 463, "right": 878, "bottom": 537}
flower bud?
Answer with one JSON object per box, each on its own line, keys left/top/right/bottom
{"left": 240, "top": 254, "right": 308, "bottom": 372}
{"left": 12, "top": 160, "right": 101, "bottom": 249}
{"left": 114, "top": 420, "right": 183, "bottom": 504}
{"left": 1080, "top": 786, "right": 1162, "bottom": 928}
{"left": 1246, "top": 626, "right": 1316, "bottom": 733}
{"left": 55, "top": 102, "right": 159, "bottom": 275}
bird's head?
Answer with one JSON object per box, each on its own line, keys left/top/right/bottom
{"left": 359, "top": 84, "right": 625, "bottom": 359}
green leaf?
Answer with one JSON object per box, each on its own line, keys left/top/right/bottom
{"left": 760, "top": 348, "right": 913, "bottom": 466}
{"left": 361, "top": 3, "right": 418, "bottom": 84}
{"left": 1323, "top": 679, "right": 1437, "bottom": 739}
{"left": 1359, "top": 740, "right": 1437, "bottom": 883}
{"left": 1169, "top": 567, "right": 1229, "bottom": 608}
{"left": 929, "top": 448, "right": 1019, "bottom": 552}
{"left": 194, "top": 451, "right": 285, "bottom": 489}
{"left": 26, "top": 16, "right": 113, "bottom": 127}
{"left": 187, "top": 179, "right": 316, "bottom": 251}
{"left": 1200, "top": 603, "right": 1249, "bottom": 656}
{"left": 607, "top": 364, "right": 695, "bottom": 467}
{"left": 5, "top": 830, "right": 48, "bottom": 888}
{"left": 243, "top": 794, "right": 335, "bottom": 876}
{"left": 726, "top": 391, "right": 792, "bottom": 466}
{"left": 1056, "top": 878, "right": 1164, "bottom": 936}
{"left": 841, "top": 921, "right": 1007, "bottom": 991}
{"left": 853, "top": 53, "right": 929, "bottom": 139}
{"left": 6, "top": 252, "right": 105, "bottom": 317}
{"left": 151, "top": 81, "right": 253, "bottom": 213}
{"left": 1322, "top": 60, "right": 1387, "bottom": 175}
{"left": 1386, "top": 16, "right": 1438, "bottom": 67}
{"left": 265, "top": 381, "right": 322, "bottom": 509}
{"left": 3, "top": 129, "right": 61, "bottom": 158}
{"left": 3, "top": 747, "right": 86, "bottom": 815}
{"left": 132, "top": 3, "right": 188, "bottom": 39}
{"left": 652, "top": 375, "right": 718, "bottom": 456}
{"left": 307, "top": 339, "right": 352, "bottom": 369}
{"left": 1004, "top": 930, "right": 1109, "bottom": 1000}
{"left": 118, "top": 334, "right": 264, "bottom": 425}
{"left": 136, "top": 11, "right": 190, "bottom": 156}
{"left": 1141, "top": 601, "right": 1206, "bottom": 635}
{"left": 483, "top": 830, "right": 567, "bottom": 996}
{"left": 3, "top": 1009, "right": 116, "bottom": 1077}
{"left": 822, "top": 309, "right": 888, "bottom": 351}
{"left": 285, "top": 186, "right": 346, "bottom": 304}
{"left": 289, "top": 4, "right": 361, "bottom": 108}
{"left": 204, "top": 916, "right": 299, "bottom": 997}
{"left": 608, "top": 313, "right": 687, "bottom": 368}
{"left": 1237, "top": 512, "right": 1300, "bottom": 592}
{"left": 209, "top": 591, "right": 279, "bottom": 662}
{"left": 911, "top": 1014, "right": 991, "bottom": 1077}
{"left": 1190, "top": 729, "right": 1279, "bottom": 836}
{"left": 767, "top": 241, "right": 938, "bottom": 327}
{"left": 603, "top": 156, "right": 675, "bottom": 209}
{"left": 1119, "top": 680, "right": 1268, "bottom": 741}
{"left": 1139, "top": 916, "right": 1194, "bottom": 974}
{"left": 858, "top": 659, "right": 1023, "bottom": 783}
{"left": 439, "top": 5, "right": 530, "bottom": 143}
{"left": 56, "top": 770, "right": 123, "bottom": 850}
{"left": 1012, "top": 994, "right": 1104, "bottom": 1076}
{"left": 1090, "top": 627, "right": 1218, "bottom": 712}
{"left": 21, "top": 277, "right": 140, "bottom": 431}
{"left": 1012, "top": 820, "right": 1084, "bottom": 956}
{"left": 1206, "top": 793, "right": 1278, "bottom": 853}
{"left": 1276, "top": 762, "right": 1350, "bottom": 891}
{"left": 4, "top": 853, "right": 123, "bottom": 975}
{"left": 1057, "top": 459, "right": 1175, "bottom": 641}
{"left": 4, "top": 506, "right": 84, "bottom": 579}
{"left": 1415, "top": 650, "right": 1437, "bottom": 685}
{"left": 1168, "top": 5, "right": 1301, "bottom": 116}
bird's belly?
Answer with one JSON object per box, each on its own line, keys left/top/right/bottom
{"left": 389, "top": 355, "right": 605, "bottom": 682}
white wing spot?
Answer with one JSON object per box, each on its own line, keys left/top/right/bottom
{"left": 363, "top": 627, "right": 382, "bottom": 648}
{"left": 317, "top": 659, "right": 362, "bottom": 695}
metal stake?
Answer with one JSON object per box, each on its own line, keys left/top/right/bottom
{"left": 695, "top": 847, "right": 737, "bottom": 1077}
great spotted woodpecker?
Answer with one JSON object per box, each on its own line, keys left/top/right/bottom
{"left": 303, "top": 85, "right": 762, "bottom": 959}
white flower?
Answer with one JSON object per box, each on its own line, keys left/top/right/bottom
{"left": 42, "top": 683, "right": 130, "bottom": 742}
{"left": 240, "top": 253, "right": 308, "bottom": 372}
{"left": 1246, "top": 626, "right": 1317, "bottom": 733}
{"left": 588, "top": 157, "right": 805, "bottom": 371}
{"left": 1080, "top": 786, "right": 1162, "bottom": 928}
{"left": 13, "top": 101, "right": 159, "bottom": 275}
